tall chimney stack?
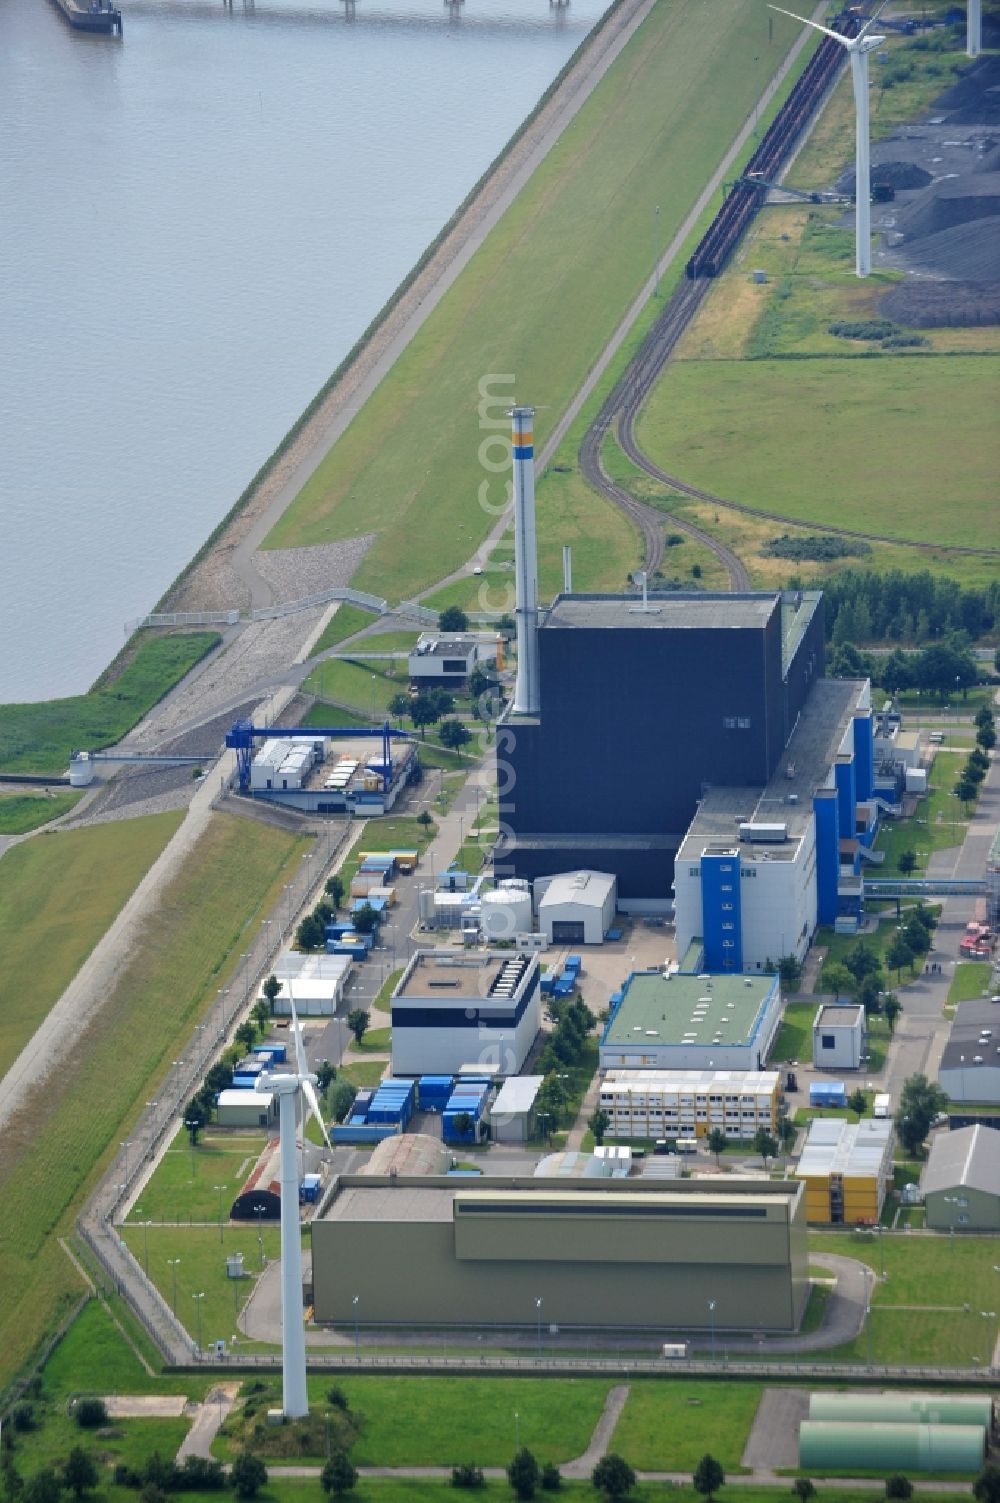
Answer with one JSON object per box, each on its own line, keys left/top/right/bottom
{"left": 510, "top": 406, "right": 540, "bottom": 716}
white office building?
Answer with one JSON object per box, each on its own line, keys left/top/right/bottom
{"left": 390, "top": 950, "right": 541, "bottom": 1077}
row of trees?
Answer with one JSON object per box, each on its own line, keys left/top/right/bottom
{"left": 826, "top": 634, "right": 982, "bottom": 700}
{"left": 533, "top": 997, "right": 594, "bottom": 1139}
{"left": 296, "top": 872, "right": 346, "bottom": 952}
{"left": 820, "top": 568, "right": 999, "bottom": 648}
{"left": 955, "top": 741, "right": 992, "bottom": 809}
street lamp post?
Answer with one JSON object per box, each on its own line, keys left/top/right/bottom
{"left": 214, "top": 1185, "right": 228, "bottom": 1244}
{"left": 982, "top": 1311, "right": 997, "bottom": 1373}
{"left": 256, "top": 1205, "right": 265, "bottom": 1269}
{"left": 514, "top": 1411, "right": 520, "bottom": 1449}
{"left": 184, "top": 1121, "right": 198, "bottom": 1176}
{"left": 652, "top": 203, "right": 661, "bottom": 297}
{"left": 943, "top": 1195, "right": 959, "bottom": 1252}
{"left": 167, "top": 1258, "right": 181, "bottom": 1316}
{"left": 120, "top": 1140, "right": 132, "bottom": 1182}
{"left": 535, "top": 1297, "right": 543, "bottom": 1360}
{"left": 142, "top": 1218, "right": 151, "bottom": 1276}
{"left": 866, "top": 1301, "right": 873, "bottom": 1367}
{"left": 192, "top": 1291, "right": 205, "bottom": 1355}
{"left": 708, "top": 1300, "right": 717, "bottom": 1362}
{"left": 353, "top": 1295, "right": 360, "bottom": 1358}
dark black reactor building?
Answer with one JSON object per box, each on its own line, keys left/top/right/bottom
{"left": 495, "top": 590, "right": 826, "bottom": 902}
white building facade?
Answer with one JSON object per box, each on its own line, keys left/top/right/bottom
{"left": 391, "top": 951, "right": 541, "bottom": 1077}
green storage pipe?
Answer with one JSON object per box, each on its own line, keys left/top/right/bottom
{"left": 798, "top": 1422, "right": 986, "bottom": 1473}
{"left": 809, "top": 1393, "right": 994, "bottom": 1427}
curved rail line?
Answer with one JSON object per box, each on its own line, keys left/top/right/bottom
{"left": 580, "top": 280, "right": 752, "bottom": 590}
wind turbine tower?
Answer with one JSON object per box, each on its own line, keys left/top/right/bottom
{"left": 770, "top": 5, "right": 887, "bottom": 277}
{"left": 256, "top": 996, "right": 332, "bottom": 1418}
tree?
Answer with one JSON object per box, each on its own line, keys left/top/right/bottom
{"left": 325, "top": 874, "right": 345, "bottom": 909}
{"left": 778, "top": 1116, "right": 797, "bottom": 1156}
{"left": 346, "top": 1009, "right": 369, "bottom": 1045}
{"left": 777, "top": 955, "right": 802, "bottom": 990}
{"left": 22, "top": 1472, "right": 61, "bottom": 1503}
{"left": 901, "top": 918, "right": 931, "bottom": 957}
{"left": 897, "top": 850, "right": 918, "bottom": 876}
{"left": 184, "top": 1097, "right": 208, "bottom": 1145}
{"left": 588, "top": 1109, "right": 610, "bottom": 1146}
{"left": 885, "top": 1477, "right": 912, "bottom": 1500}
{"left": 844, "top": 942, "right": 881, "bottom": 983}
{"left": 693, "top": 1455, "right": 726, "bottom": 1503}
{"left": 973, "top": 1464, "right": 1000, "bottom": 1503}
{"left": 417, "top": 809, "right": 434, "bottom": 828}
{"left": 438, "top": 606, "right": 469, "bottom": 633}
{"left": 792, "top": 1482, "right": 816, "bottom": 1503}
{"left": 297, "top": 912, "right": 326, "bottom": 951}
{"left": 883, "top": 993, "right": 901, "bottom": 1034}
{"left": 452, "top": 1111, "right": 475, "bottom": 1140}
{"left": 451, "top": 1463, "right": 486, "bottom": 1489}
{"left": 707, "top": 1127, "right": 728, "bottom": 1166}
{"left": 753, "top": 1127, "right": 778, "bottom": 1169}
{"left": 2, "top": 1459, "right": 24, "bottom": 1503}
{"left": 507, "top": 1448, "right": 541, "bottom": 1501}
{"left": 230, "top": 1453, "right": 268, "bottom": 1501}
{"left": 886, "top": 933, "right": 914, "bottom": 982}
{"left": 858, "top": 974, "right": 884, "bottom": 1018}
{"left": 74, "top": 1398, "right": 108, "bottom": 1429}
{"left": 592, "top": 1455, "right": 636, "bottom": 1501}
{"left": 896, "top": 1072, "right": 948, "bottom": 1154}
{"left": 848, "top": 1088, "right": 867, "bottom": 1117}
{"left": 321, "top": 1452, "right": 357, "bottom": 1497}
{"left": 389, "top": 692, "right": 412, "bottom": 723}
{"left": 954, "top": 774, "right": 977, "bottom": 808}
{"left": 351, "top": 903, "right": 378, "bottom": 936}
{"left": 410, "top": 692, "right": 443, "bottom": 740}
{"left": 263, "top": 973, "right": 281, "bottom": 1010}
{"left": 823, "top": 963, "right": 855, "bottom": 1001}
{"left": 328, "top": 1079, "right": 357, "bottom": 1123}
{"left": 235, "top": 1021, "right": 257, "bottom": 1050}
{"left": 541, "top": 1462, "right": 562, "bottom": 1491}
{"left": 63, "top": 1449, "right": 98, "bottom": 1500}
{"left": 316, "top": 1059, "right": 336, "bottom": 1092}
{"left": 439, "top": 719, "right": 472, "bottom": 755}
{"left": 977, "top": 722, "right": 996, "bottom": 751}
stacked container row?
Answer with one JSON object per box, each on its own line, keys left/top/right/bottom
{"left": 418, "top": 1076, "right": 454, "bottom": 1111}
{"left": 443, "top": 1082, "right": 490, "bottom": 1144}
{"left": 367, "top": 1078, "right": 416, "bottom": 1128}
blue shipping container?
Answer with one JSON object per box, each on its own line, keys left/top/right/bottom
{"left": 564, "top": 954, "right": 582, "bottom": 973}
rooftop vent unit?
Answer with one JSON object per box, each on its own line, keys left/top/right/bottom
{"left": 739, "top": 822, "right": 788, "bottom": 843}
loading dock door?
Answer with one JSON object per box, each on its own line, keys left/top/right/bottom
{"left": 552, "top": 921, "right": 585, "bottom": 944}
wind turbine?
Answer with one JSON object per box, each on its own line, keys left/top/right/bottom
{"left": 256, "top": 989, "right": 332, "bottom": 1418}
{"left": 770, "top": 4, "right": 888, "bottom": 277}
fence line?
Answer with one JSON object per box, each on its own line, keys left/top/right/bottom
{"left": 124, "top": 610, "right": 240, "bottom": 634}
{"left": 251, "top": 588, "right": 388, "bottom": 622}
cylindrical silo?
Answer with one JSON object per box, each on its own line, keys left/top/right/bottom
{"left": 809, "top": 1393, "right": 994, "bottom": 1428}
{"left": 799, "top": 1422, "right": 985, "bottom": 1473}
{"left": 69, "top": 753, "right": 95, "bottom": 786}
{"left": 480, "top": 887, "right": 532, "bottom": 941}
{"left": 418, "top": 889, "right": 435, "bottom": 925}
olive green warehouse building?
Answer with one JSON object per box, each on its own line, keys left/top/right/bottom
{"left": 311, "top": 1173, "right": 809, "bottom": 1333}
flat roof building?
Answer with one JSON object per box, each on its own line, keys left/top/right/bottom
{"left": 489, "top": 1075, "right": 544, "bottom": 1143}
{"left": 311, "top": 1171, "right": 809, "bottom": 1333}
{"left": 795, "top": 1117, "right": 894, "bottom": 1225}
{"left": 599, "top": 972, "right": 781, "bottom": 1072}
{"left": 922, "top": 1124, "right": 1000, "bottom": 1232}
{"left": 390, "top": 950, "right": 541, "bottom": 1077}
{"left": 937, "top": 999, "right": 1000, "bottom": 1104}
{"left": 812, "top": 1003, "right": 865, "bottom": 1072}
{"left": 599, "top": 1068, "right": 780, "bottom": 1141}
{"left": 408, "top": 634, "right": 496, "bottom": 685}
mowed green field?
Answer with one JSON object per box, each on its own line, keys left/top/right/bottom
{"left": 264, "top": 0, "right": 805, "bottom": 597}
{"left": 0, "top": 790, "right": 81, "bottom": 834}
{"left": 0, "top": 814, "right": 307, "bottom": 1397}
{"left": 635, "top": 355, "right": 998, "bottom": 549}
{"left": 0, "top": 813, "right": 183, "bottom": 1079}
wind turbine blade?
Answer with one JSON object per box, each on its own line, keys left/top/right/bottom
{"left": 857, "top": 0, "right": 890, "bottom": 38}
{"left": 288, "top": 985, "right": 309, "bottom": 1077}
{"left": 767, "top": 5, "right": 846, "bottom": 42}
{"left": 302, "top": 1078, "right": 333, "bottom": 1153}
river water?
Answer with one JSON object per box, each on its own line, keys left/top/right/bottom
{"left": 0, "top": 0, "right": 608, "bottom": 702}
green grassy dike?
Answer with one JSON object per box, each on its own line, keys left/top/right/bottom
{"left": 264, "top": 0, "right": 807, "bottom": 598}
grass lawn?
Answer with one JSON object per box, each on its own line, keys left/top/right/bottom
{"left": 0, "top": 813, "right": 183, "bottom": 1080}
{"left": 122, "top": 1224, "right": 282, "bottom": 1349}
{"left": 610, "top": 1380, "right": 761, "bottom": 1472}
{"left": 263, "top": 0, "right": 808, "bottom": 598}
{"left": 311, "top": 603, "right": 381, "bottom": 655}
{"left": 353, "top": 1026, "right": 392, "bottom": 1052}
{"left": 124, "top": 1128, "right": 268, "bottom": 1225}
{"left": 0, "top": 631, "right": 220, "bottom": 774}
{"left": 635, "top": 355, "right": 997, "bottom": 552}
{"left": 0, "top": 790, "right": 82, "bottom": 834}
{"left": 768, "top": 1003, "right": 814, "bottom": 1064}
{"left": 948, "top": 962, "right": 992, "bottom": 1003}
{"left": 302, "top": 659, "right": 405, "bottom": 719}
{"left": 218, "top": 1374, "right": 611, "bottom": 1467}
{"left": 338, "top": 1060, "right": 387, "bottom": 1090}
{"left": 807, "top": 1228, "right": 1000, "bottom": 1366}
{"left": 297, "top": 702, "right": 375, "bottom": 732}
{"left": 0, "top": 814, "right": 306, "bottom": 1398}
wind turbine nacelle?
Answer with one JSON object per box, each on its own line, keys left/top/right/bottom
{"left": 856, "top": 33, "right": 886, "bottom": 52}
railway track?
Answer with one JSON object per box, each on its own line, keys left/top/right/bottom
{"left": 580, "top": 279, "right": 752, "bottom": 591}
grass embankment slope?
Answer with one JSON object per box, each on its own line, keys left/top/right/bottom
{"left": 0, "top": 790, "right": 81, "bottom": 834}
{"left": 263, "top": 0, "right": 804, "bottom": 599}
{"left": 0, "top": 631, "right": 220, "bottom": 775}
{"left": 0, "top": 813, "right": 307, "bottom": 1400}
{"left": 627, "top": 29, "right": 998, "bottom": 589}
{"left": 0, "top": 814, "right": 183, "bottom": 1079}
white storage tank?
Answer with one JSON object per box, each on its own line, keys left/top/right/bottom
{"left": 418, "top": 889, "right": 436, "bottom": 925}
{"left": 69, "top": 753, "right": 95, "bottom": 786}
{"left": 480, "top": 887, "right": 533, "bottom": 941}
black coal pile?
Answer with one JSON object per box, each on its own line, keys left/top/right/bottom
{"left": 881, "top": 278, "right": 1000, "bottom": 326}
{"left": 932, "top": 54, "right": 1000, "bottom": 124}
{"left": 838, "top": 160, "right": 933, "bottom": 194}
